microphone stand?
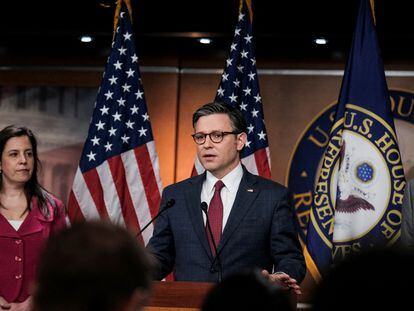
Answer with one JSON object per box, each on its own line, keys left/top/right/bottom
{"left": 201, "top": 202, "right": 223, "bottom": 282}
{"left": 136, "top": 199, "right": 175, "bottom": 237}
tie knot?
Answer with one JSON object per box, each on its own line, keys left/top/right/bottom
{"left": 214, "top": 180, "right": 225, "bottom": 192}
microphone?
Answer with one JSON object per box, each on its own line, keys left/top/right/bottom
{"left": 201, "top": 201, "right": 222, "bottom": 282}
{"left": 136, "top": 199, "right": 175, "bottom": 237}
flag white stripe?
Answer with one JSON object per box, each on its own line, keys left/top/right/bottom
{"left": 147, "top": 141, "right": 163, "bottom": 195}
{"left": 265, "top": 147, "right": 271, "bottom": 169}
{"left": 71, "top": 168, "right": 100, "bottom": 219}
{"left": 96, "top": 161, "right": 126, "bottom": 227}
{"left": 241, "top": 153, "right": 259, "bottom": 175}
{"left": 122, "top": 149, "right": 153, "bottom": 245}
{"left": 194, "top": 156, "right": 205, "bottom": 175}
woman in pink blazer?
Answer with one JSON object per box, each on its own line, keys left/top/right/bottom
{"left": 0, "top": 125, "right": 66, "bottom": 310}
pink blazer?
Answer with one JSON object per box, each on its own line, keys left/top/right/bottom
{"left": 0, "top": 196, "right": 66, "bottom": 302}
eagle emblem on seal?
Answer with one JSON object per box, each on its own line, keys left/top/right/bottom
{"left": 336, "top": 140, "right": 375, "bottom": 213}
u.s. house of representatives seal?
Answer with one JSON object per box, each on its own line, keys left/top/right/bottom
{"left": 287, "top": 89, "right": 414, "bottom": 249}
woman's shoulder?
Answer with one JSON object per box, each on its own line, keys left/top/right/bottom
{"left": 47, "top": 193, "right": 65, "bottom": 208}
{"left": 33, "top": 191, "right": 66, "bottom": 221}
{"left": 41, "top": 190, "right": 64, "bottom": 206}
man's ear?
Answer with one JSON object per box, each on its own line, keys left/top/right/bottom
{"left": 122, "top": 289, "right": 150, "bottom": 311}
{"left": 236, "top": 132, "right": 247, "bottom": 151}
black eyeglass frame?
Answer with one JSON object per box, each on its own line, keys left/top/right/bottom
{"left": 191, "top": 131, "right": 241, "bottom": 145}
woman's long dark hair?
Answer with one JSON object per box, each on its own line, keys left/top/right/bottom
{"left": 0, "top": 125, "right": 56, "bottom": 218}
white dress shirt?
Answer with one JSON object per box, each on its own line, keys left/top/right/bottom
{"left": 8, "top": 219, "right": 23, "bottom": 231}
{"left": 201, "top": 163, "right": 243, "bottom": 231}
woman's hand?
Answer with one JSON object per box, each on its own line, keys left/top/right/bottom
{"left": 0, "top": 296, "right": 11, "bottom": 310}
{"left": 8, "top": 297, "right": 31, "bottom": 311}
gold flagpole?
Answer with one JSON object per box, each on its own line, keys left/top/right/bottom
{"left": 113, "top": 0, "right": 133, "bottom": 39}
{"left": 240, "top": 0, "right": 253, "bottom": 22}
{"left": 369, "top": 0, "right": 376, "bottom": 26}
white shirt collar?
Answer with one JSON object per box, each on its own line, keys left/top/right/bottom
{"left": 205, "top": 162, "right": 243, "bottom": 194}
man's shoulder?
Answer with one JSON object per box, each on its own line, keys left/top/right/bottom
{"left": 245, "top": 171, "right": 288, "bottom": 193}
{"left": 164, "top": 174, "right": 204, "bottom": 192}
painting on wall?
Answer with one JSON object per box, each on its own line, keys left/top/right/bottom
{"left": 0, "top": 85, "right": 97, "bottom": 204}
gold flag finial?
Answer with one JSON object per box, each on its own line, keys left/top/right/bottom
{"left": 369, "top": 0, "right": 376, "bottom": 26}
{"left": 113, "top": 0, "right": 133, "bottom": 39}
{"left": 239, "top": 0, "right": 253, "bottom": 22}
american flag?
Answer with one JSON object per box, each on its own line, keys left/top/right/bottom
{"left": 192, "top": 0, "right": 271, "bottom": 178}
{"left": 68, "top": 1, "right": 162, "bottom": 245}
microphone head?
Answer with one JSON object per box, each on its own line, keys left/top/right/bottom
{"left": 166, "top": 199, "right": 175, "bottom": 208}
{"left": 200, "top": 202, "right": 208, "bottom": 213}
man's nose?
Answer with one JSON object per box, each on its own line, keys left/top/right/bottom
{"left": 202, "top": 135, "right": 214, "bottom": 147}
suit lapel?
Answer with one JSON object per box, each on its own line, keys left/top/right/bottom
{"left": 184, "top": 172, "right": 213, "bottom": 260}
{"left": 218, "top": 170, "right": 259, "bottom": 252}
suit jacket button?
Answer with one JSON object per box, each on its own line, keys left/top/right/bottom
{"left": 210, "top": 268, "right": 216, "bottom": 273}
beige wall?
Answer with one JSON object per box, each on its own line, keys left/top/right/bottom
{"left": 1, "top": 65, "right": 413, "bottom": 199}
{"left": 2, "top": 65, "right": 414, "bottom": 302}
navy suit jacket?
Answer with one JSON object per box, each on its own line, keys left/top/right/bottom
{"left": 147, "top": 168, "right": 306, "bottom": 283}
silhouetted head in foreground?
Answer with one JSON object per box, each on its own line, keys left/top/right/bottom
{"left": 312, "top": 247, "right": 414, "bottom": 310}
{"left": 202, "top": 269, "right": 293, "bottom": 311}
{"left": 33, "top": 221, "right": 154, "bottom": 311}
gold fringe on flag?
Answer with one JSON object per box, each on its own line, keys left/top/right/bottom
{"left": 240, "top": 0, "right": 253, "bottom": 22}
{"left": 113, "top": 0, "right": 133, "bottom": 39}
{"left": 369, "top": 0, "right": 376, "bottom": 26}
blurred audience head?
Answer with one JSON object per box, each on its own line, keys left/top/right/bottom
{"left": 33, "top": 221, "right": 154, "bottom": 311}
{"left": 312, "top": 246, "right": 414, "bottom": 310}
{"left": 202, "top": 269, "right": 293, "bottom": 311}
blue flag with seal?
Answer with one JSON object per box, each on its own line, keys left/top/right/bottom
{"left": 305, "top": 0, "right": 406, "bottom": 282}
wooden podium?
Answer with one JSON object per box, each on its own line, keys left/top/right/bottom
{"left": 144, "top": 281, "right": 214, "bottom": 311}
{"left": 143, "top": 281, "right": 306, "bottom": 311}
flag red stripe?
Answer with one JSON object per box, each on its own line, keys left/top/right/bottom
{"left": 107, "top": 156, "right": 143, "bottom": 241}
{"left": 191, "top": 165, "right": 198, "bottom": 177}
{"left": 82, "top": 168, "right": 110, "bottom": 219}
{"left": 67, "top": 190, "right": 85, "bottom": 223}
{"left": 134, "top": 145, "right": 161, "bottom": 219}
{"left": 254, "top": 149, "right": 271, "bottom": 179}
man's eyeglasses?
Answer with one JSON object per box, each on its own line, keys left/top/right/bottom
{"left": 191, "top": 131, "right": 241, "bottom": 145}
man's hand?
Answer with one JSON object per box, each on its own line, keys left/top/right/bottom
{"left": 261, "top": 270, "right": 302, "bottom": 295}
{"left": 0, "top": 296, "right": 11, "bottom": 310}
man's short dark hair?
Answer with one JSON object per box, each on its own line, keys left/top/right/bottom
{"left": 33, "top": 221, "right": 154, "bottom": 311}
{"left": 192, "top": 102, "right": 247, "bottom": 133}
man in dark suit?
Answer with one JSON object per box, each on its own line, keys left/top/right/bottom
{"left": 147, "top": 102, "right": 305, "bottom": 294}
